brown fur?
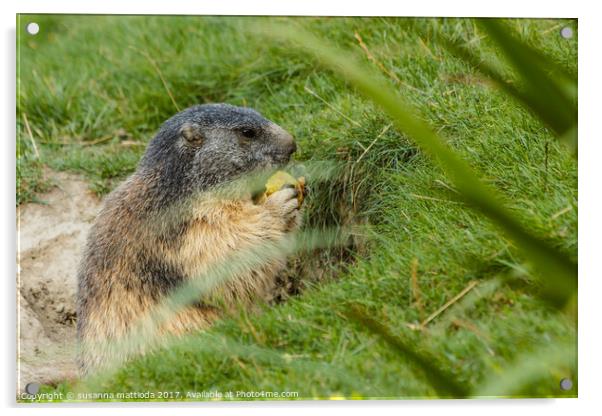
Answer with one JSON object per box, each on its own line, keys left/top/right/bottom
{"left": 77, "top": 172, "right": 302, "bottom": 373}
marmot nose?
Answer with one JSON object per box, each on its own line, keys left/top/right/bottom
{"left": 270, "top": 122, "right": 297, "bottom": 157}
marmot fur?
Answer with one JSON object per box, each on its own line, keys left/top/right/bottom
{"left": 76, "top": 103, "right": 301, "bottom": 374}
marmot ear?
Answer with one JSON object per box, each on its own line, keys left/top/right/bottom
{"left": 180, "top": 123, "right": 204, "bottom": 145}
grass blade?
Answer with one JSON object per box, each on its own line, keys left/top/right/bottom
{"left": 476, "top": 19, "right": 577, "bottom": 146}
{"left": 476, "top": 339, "right": 577, "bottom": 397}
{"left": 438, "top": 34, "right": 577, "bottom": 153}
{"left": 345, "top": 304, "right": 469, "bottom": 398}
{"left": 257, "top": 24, "right": 577, "bottom": 308}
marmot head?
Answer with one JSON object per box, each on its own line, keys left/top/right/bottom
{"left": 138, "top": 104, "right": 297, "bottom": 203}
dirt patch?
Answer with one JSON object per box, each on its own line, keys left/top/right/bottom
{"left": 17, "top": 171, "right": 101, "bottom": 392}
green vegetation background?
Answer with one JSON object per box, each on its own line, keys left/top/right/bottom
{"left": 17, "top": 15, "right": 577, "bottom": 399}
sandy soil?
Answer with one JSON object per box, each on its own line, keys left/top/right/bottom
{"left": 17, "top": 171, "right": 101, "bottom": 391}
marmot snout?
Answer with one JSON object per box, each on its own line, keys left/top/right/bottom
{"left": 76, "top": 103, "right": 303, "bottom": 374}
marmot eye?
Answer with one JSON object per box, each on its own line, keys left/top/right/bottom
{"left": 241, "top": 128, "right": 257, "bottom": 139}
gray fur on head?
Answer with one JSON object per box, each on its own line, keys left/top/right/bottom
{"left": 137, "top": 103, "right": 296, "bottom": 208}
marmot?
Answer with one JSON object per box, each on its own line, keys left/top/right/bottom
{"left": 76, "top": 104, "right": 302, "bottom": 374}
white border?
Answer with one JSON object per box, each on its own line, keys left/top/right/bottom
{"left": 3, "top": 0, "right": 601, "bottom": 415}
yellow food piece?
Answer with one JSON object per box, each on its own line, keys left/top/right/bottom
{"left": 258, "top": 171, "right": 305, "bottom": 204}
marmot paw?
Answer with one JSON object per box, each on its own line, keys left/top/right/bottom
{"left": 264, "top": 185, "right": 300, "bottom": 226}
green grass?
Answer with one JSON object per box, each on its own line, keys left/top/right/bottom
{"left": 17, "top": 15, "right": 577, "bottom": 400}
